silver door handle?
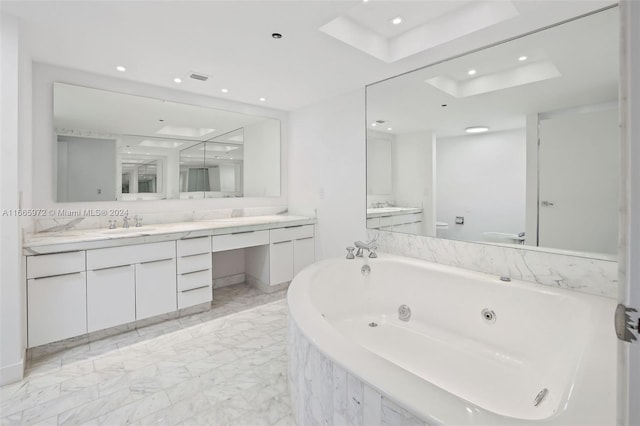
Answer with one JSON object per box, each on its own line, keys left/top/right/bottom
{"left": 541, "top": 201, "right": 555, "bottom": 207}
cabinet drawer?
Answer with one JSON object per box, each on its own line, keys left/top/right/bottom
{"left": 366, "top": 218, "right": 380, "bottom": 229}
{"left": 177, "top": 253, "right": 211, "bottom": 274}
{"left": 87, "top": 241, "right": 175, "bottom": 270}
{"left": 212, "top": 230, "right": 269, "bottom": 252}
{"left": 379, "top": 216, "right": 393, "bottom": 227}
{"left": 27, "top": 251, "right": 85, "bottom": 279}
{"left": 178, "top": 285, "right": 212, "bottom": 309}
{"left": 27, "top": 272, "right": 87, "bottom": 347}
{"left": 177, "top": 269, "right": 212, "bottom": 291}
{"left": 177, "top": 237, "right": 210, "bottom": 257}
{"left": 270, "top": 225, "right": 314, "bottom": 243}
{"left": 393, "top": 213, "right": 421, "bottom": 225}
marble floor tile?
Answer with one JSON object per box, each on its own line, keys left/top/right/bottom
{"left": 1, "top": 284, "right": 293, "bottom": 426}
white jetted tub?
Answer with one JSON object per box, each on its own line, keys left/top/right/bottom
{"left": 287, "top": 254, "right": 617, "bottom": 425}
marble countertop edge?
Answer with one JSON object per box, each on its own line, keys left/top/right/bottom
{"left": 24, "top": 215, "right": 316, "bottom": 254}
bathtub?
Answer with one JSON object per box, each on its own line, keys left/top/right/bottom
{"left": 287, "top": 254, "right": 617, "bottom": 425}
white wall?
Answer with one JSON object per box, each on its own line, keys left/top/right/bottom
{"left": 436, "top": 129, "right": 526, "bottom": 243}
{"left": 29, "top": 63, "right": 288, "bottom": 216}
{"left": 288, "top": 89, "right": 367, "bottom": 260}
{"left": 0, "top": 12, "right": 29, "bottom": 385}
{"left": 244, "top": 118, "right": 281, "bottom": 197}
{"left": 366, "top": 131, "right": 393, "bottom": 196}
{"left": 394, "top": 131, "right": 436, "bottom": 235}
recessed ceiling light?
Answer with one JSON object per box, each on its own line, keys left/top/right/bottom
{"left": 468, "top": 69, "right": 477, "bottom": 76}
{"left": 391, "top": 16, "right": 403, "bottom": 25}
{"left": 387, "top": 127, "right": 392, "bottom": 131}
{"left": 519, "top": 56, "right": 528, "bottom": 61}
{"left": 371, "top": 123, "right": 377, "bottom": 127}
{"left": 116, "top": 66, "right": 126, "bottom": 72}
{"left": 221, "top": 88, "right": 229, "bottom": 93}
{"left": 173, "top": 77, "right": 182, "bottom": 83}
{"left": 465, "top": 126, "right": 489, "bottom": 133}
{"left": 363, "top": 0, "right": 368, "bottom": 2}
{"left": 259, "top": 97, "right": 266, "bottom": 102}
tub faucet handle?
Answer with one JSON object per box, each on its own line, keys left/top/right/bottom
{"left": 108, "top": 219, "right": 116, "bottom": 230}
{"left": 346, "top": 247, "right": 355, "bottom": 259}
{"left": 134, "top": 215, "right": 143, "bottom": 227}
{"left": 369, "top": 247, "right": 378, "bottom": 258}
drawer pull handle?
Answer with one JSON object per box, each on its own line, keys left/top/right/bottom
{"left": 181, "top": 253, "right": 209, "bottom": 258}
{"left": 31, "top": 250, "right": 81, "bottom": 256}
{"left": 272, "top": 240, "right": 291, "bottom": 245}
{"left": 230, "top": 230, "right": 255, "bottom": 235}
{"left": 33, "top": 271, "right": 83, "bottom": 280}
{"left": 181, "top": 284, "right": 210, "bottom": 293}
{"left": 296, "top": 237, "right": 314, "bottom": 241}
{"left": 284, "top": 225, "right": 303, "bottom": 229}
{"left": 140, "top": 258, "right": 173, "bottom": 265}
{"left": 181, "top": 268, "right": 210, "bottom": 275}
{"left": 92, "top": 264, "right": 131, "bottom": 271}
{"left": 181, "top": 236, "right": 208, "bottom": 240}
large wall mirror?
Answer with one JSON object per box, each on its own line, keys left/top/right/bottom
{"left": 366, "top": 7, "right": 618, "bottom": 258}
{"left": 54, "top": 83, "right": 281, "bottom": 201}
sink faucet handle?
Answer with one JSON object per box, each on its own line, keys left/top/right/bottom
{"left": 134, "top": 215, "right": 143, "bottom": 227}
{"left": 369, "top": 247, "right": 378, "bottom": 258}
{"left": 346, "top": 247, "right": 355, "bottom": 259}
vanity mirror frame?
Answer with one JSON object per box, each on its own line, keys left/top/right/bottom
{"left": 364, "top": 5, "right": 619, "bottom": 261}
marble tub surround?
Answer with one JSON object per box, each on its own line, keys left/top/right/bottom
{"left": 288, "top": 317, "right": 426, "bottom": 426}
{"left": 371, "top": 230, "right": 617, "bottom": 299}
{"left": 24, "top": 214, "right": 315, "bottom": 254}
{"left": 2, "top": 284, "right": 294, "bottom": 426}
{"left": 31, "top": 205, "right": 289, "bottom": 234}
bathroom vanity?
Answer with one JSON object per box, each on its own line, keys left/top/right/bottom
{"left": 23, "top": 215, "right": 315, "bottom": 348}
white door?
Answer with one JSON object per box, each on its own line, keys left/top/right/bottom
{"left": 538, "top": 108, "right": 619, "bottom": 255}
{"left": 293, "top": 237, "right": 315, "bottom": 277}
{"left": 135, "top": 259, "right": 177, "bottom": 320}
{"left": 87, "top": 265, "right": 135, "bottom": 332}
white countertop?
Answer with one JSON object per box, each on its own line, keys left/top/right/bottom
{"left": 24, "top": 215, "right": 316, "bottom": 255}
{"left": 366, "top": 207, "right": 422, "bottom": 218}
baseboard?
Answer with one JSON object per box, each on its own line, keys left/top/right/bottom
{"left": 0, "top": 357, "right": 24, "bottom": 386}
{"left": 213, "top": 273, "right": 245, "bottom": 289}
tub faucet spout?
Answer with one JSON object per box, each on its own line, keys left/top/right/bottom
{"left": 354, "top": 239, "right": 378, "bottom": 258}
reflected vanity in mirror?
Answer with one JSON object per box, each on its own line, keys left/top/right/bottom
{"left": 366, "top": 7, "right": 618, "bottom": 258}
{"left": 54, "top": 83, "right": 281, "bottom": 202}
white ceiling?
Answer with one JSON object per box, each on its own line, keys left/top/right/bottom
{"left": 2, "top": 0, "right": 616, "bottom": 112}
{"left": 366, "top": 6, "right": 619, "bottom": 137}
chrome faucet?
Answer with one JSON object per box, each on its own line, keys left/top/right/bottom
{"left": 134, "top": 215, "right": 143, "bottom": 227}
{"left": 122, "top": 215, "right": 130, "bottom": 229}
{"left": 354, "top": 238, "right": 378, "bottom": 258}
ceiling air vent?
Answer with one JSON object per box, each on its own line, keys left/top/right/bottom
{"left": 190, "top": 72, "right": 209, "bottom": 82}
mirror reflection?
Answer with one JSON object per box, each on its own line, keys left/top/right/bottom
{"left": 366, "top": 8, "right": 618, "bottom": 257}
{"left": 54, "top": 83, "right": 281, "bottom": 201}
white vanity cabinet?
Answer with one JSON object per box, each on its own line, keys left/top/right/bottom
{"left": 246, "top": 225, "right": 315, "bottom": 287}
{"left": 26, "top": 251, "right": 87, "bottom": 347}
{"left": 177, "top": 237, "right": 212, "bottom": 309}
{"left": 86, "top": 241, "right": 176, "bottom": 332}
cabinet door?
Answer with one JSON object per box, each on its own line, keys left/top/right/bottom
{"left": 27, "top": 272, "right": 87, "bottom": 347}
{"left": 269, "top": 240, "right": 293, "bottom": 285}
{"left": 293, "top": 237, "right": 315, "bottom": 277}
{"left": 87, "top": 265, "right": 135, "bottom": 332}
{"left": 136, "top": 259, "right": 177, "bottom": 320}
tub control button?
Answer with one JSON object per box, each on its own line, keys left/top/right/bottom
{"left": 481, "top": 308, "right": 496, "bottom": 324}
{"left": 398, "top": 304, "right": 411, "bottom": 322}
